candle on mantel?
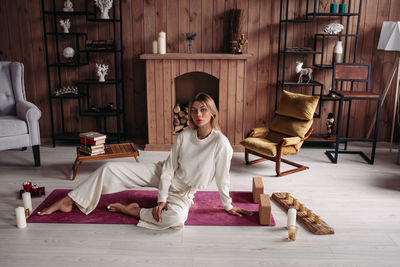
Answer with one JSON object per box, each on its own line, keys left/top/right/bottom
{"left": 152, "top": 40, "right": 158, "bottom": 54}
{"left": 158, "top": 31, "right": 166, "bottom": 54}
{"left": 15, "top": 207, "right": 27, "bottom": 228}
{"left": 287, "top": 207, "right": 297, "bottom": 228}
{"left": 22, "top": 191, "right": 32, "bottom": 216}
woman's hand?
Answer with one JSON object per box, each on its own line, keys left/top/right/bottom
{"left": 227, "top": 206, "right": 253, "bottom": 217}
{"left": 152, "top": 202, "right": 167, "bottom": 222}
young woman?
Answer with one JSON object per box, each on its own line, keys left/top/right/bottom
{"left": 39, "top": 93, "right": 252, "bottom": 230}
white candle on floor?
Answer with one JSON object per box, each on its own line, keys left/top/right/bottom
{"left": 152, "top": 40, "right": 158, "bottom": 54}
{"left": 22, "top": 191, "right": 32, "bottom": 214}
{"left": 16, "top": 207, "right": 27, "bottom": 228}
{"left": 287, "top": 207, "right": 296, "bottom": 228}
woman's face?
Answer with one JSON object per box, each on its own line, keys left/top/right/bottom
{"left": 191, "top": 101, "right": 212, "bottom": 128}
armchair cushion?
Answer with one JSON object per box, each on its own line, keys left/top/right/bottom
{"left": 269, "top": 115, "right": 313, "bottom": 138}
{"left": 0, "top": 63, "right": 16, "bottom": 116}
{"left": 0, "top": 116, "right": 28, "bottom": 137}
{"left": 276, "top": 90, "right": 319, "bottom": 121}
{"left": 240, "top": 137, "right": 299, "bottom": 157}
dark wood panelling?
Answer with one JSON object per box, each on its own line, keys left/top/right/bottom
{"left": 0, "top": 0, "right": 399, "bottom": 141}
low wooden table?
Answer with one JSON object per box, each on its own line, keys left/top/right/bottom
{"left": 72, "top": 143, "right": 140, "bottom": 180}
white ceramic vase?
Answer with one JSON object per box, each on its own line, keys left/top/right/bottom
{"left": 98, "top": 74, "right": 105, "bottom": 82}
{"left": 100, "top": 9, "right": 110, "bottom": 19}
{"left": 333, "top": 41, "right": 343, "bottom": 63}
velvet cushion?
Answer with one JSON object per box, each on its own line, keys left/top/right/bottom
{"left": 269, "top": 115, "right": 313, "bottom": 138}
{"left": 0, "top": 62, "right": 16, "bottom": 116}
{"left": 0, "top": 116, "right": 28, "bottom": 137}
{"left": 276, "top": 90, "right": 319, "bottom": 120}
{"left": 240, "top": 137, "right": 299, "bottom": 157}
{"left": 265, "top": 130, "right": 290, "bottom": 143}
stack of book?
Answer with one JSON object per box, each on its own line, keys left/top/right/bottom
{"left": 79, "top": 132, "right": 107, "bottom": 156}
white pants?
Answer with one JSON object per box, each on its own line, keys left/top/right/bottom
{"left": 68, "top": 161, "right": 195, "bottom": 230}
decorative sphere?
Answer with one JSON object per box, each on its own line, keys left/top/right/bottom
{"left": 63, "top": 47, "right": 75, "bottom": 58}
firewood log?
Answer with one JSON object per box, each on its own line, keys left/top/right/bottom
{"left": 173, "top": 104, "right": 180, "bottom": 113}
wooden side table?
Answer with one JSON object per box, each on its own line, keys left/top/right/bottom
{"left": 72, "top": 143, "right": 140, "bottom": 180}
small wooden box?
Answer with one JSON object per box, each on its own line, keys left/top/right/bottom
{"left": 259, "top": 194, "right": 271, "bottom": 225}
{"left": 252, "top": 177, "right": 264, "bottom": 203}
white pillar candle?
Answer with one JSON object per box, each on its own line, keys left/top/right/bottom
{"left": 158, "top": 31, "right": 166, "bottom": 54}
{"left": 22, "top": 192, "right": 33, "bottom": 214}
{"left": 152, "top": 40, "right": 158, "bottom": 54}
{"left": 15, "top": 207, "right": 27, "bottom": 228}
{"left": 287, "top": 207, "right": 297, "bottom": 228}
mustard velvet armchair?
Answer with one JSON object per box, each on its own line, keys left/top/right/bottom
{"left": 240, "top": 90, "right": 319, "bottom": 176}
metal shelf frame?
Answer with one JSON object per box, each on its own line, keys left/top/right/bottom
{"left": 42, "top": 0, "right": 125, "bottom": 146}
{"left": 275, "top": 0, "right": 362, "bottom": 145}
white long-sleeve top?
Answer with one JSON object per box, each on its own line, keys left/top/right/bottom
{"left": 157, "top": 128, "right": 234, "bottom": 211}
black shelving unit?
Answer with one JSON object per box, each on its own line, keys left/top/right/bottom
{"left": 276, "top": 0, "right": 362, "bottom": 144}
{"left": 42, "top": 0, "right": 125, "bottom": 146}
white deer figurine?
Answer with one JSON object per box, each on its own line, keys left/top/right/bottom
{"left": 296, "top": 61, "right": 313, "bottom": 84}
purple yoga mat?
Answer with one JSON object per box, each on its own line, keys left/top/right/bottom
{"left": 27, "top": 189, "right": 275, "bottom": 226}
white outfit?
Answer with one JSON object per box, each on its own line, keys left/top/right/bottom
{"left": 68, "top": 129, "right": 233, "bottom": 230}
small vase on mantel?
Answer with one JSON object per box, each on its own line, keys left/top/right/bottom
{"left": 187, "top": 40, "right": 193, "bottom": 54}
{"left": 333, "top": 41, "right": 343, "bottom": 64}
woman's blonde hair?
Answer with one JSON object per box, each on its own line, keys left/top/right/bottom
{"left": 188, "top": 92, "right": 221, "bottom": 131}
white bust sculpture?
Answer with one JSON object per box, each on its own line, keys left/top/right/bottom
{"left": 63, "top": 0, "right": 74, "bottom": 12}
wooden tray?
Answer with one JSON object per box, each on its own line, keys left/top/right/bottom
{"left": 272, "top": 192, "right": 334, "bottom": 235}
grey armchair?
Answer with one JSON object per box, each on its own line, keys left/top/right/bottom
{"left": 0, "top": 62, "right": 42, "bottom": 166}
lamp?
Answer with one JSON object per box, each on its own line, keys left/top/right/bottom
{"left": 367, "top": 21, "right": 400, "bottom": 151}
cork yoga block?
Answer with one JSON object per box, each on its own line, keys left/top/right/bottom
{"left": 259, "top": 194, "right": 271, "bottom": 225}
{"left": 252, "top": 177, "right": 264, "bottom": 203}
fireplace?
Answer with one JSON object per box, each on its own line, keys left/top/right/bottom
{"left": 140, "top": 53, "right": 251, "bottom": 151}
{"left": 173, "top": 72, "right": 219, "bottom": 133}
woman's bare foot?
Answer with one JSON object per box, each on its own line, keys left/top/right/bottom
{"left": 108, "top": 203, "right": 141, "bottom": 218}
{"left": 38, "top": 196, "right": 74, "bottom": 215}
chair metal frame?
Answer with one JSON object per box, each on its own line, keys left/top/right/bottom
{"left": 325, "top": 63, "right": 382, "bottom": 164}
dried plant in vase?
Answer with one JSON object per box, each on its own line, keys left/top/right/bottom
{"left": 96, "top": 63, "right": 109, "bottom": 82}
{"left": 185, "top": 32, "right": 196, "bottom": 54}
{"left": 94, "top": 0, "right": 113, "bottom": 19}
{"left": 59, "top": 19, "right": 71, "bottom": 33}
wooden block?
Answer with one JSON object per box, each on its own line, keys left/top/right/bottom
{"left": 252, "top": 177, "right": 264, "bottom": 203}
{"left": 259, "top": 194, "right": 271, "bottom": 225}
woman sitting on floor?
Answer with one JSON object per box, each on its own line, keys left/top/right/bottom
{"left": 39, "top": 92, "right": 252, "bottom": 230}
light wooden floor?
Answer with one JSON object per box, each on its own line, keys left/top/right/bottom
{"left": 1, "top": 141, "right": 400, "bottom": 267}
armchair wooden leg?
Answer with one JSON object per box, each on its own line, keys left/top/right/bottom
{"left": 32, "top": 145, "right": 40, "bottom": 167}
{"left": 275, "top": 155, "right": 282, "bottom": 176}
{"left": 245, "top": 149, "right": 249, "bottom": 164}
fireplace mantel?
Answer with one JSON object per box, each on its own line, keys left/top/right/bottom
{"left": 140, "top": 53, "right": 252, "bottom": 60}
{"left": 140, "top": 53, "right": 250, "bottom": 151}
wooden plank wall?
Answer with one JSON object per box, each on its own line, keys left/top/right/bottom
{"left": 0, "top": 0, "right": 399, "bottom": 141}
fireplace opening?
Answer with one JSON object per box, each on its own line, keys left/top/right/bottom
{"left": 173, "top": 71, "right": 219, "bottom": 133}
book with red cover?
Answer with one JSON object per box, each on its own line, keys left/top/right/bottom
{"left": 80, "top": 138, "right": 106, "bottom": 145}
